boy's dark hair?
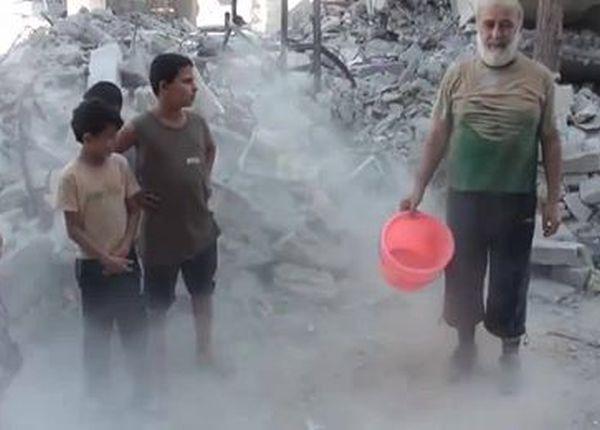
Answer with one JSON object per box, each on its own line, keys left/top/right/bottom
{"left": 71, "top": 99, "right": 124, "bottom": 143}
{"left": 83, "top": 81, "right": 123, "bottom": 112}
{"left": 149, "top": 53, "right": 194, "bottom": 96}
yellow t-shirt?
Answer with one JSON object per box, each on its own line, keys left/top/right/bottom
{"left": 56, "top": 153, "right": 140, "bottom": 259}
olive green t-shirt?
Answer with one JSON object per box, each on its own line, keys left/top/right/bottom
{"left": 432, "top": 53, "right": 557, "bottom": 193}
{"left": 132, "top": 110, "right": 218, "bottom": 266}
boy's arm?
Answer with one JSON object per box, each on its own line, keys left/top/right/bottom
{"left": 111, "top": 159, "right": 142, "bottom": 258}
{"left": 114, "top": 122, "right": 137, "bottom": 153}
{"left": 203, "top": 122, "right": 217, "bottom": 196}
{"left": 110, "top": 197, "right": 141, "bottom": 258}
{"left": 64, "top": 212, "right": 131, "bottom": 273}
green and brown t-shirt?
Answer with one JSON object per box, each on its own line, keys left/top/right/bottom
{"left": 432, "top": 53, "right": 557, "bottom": 193}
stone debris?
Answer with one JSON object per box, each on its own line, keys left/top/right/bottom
{"left": 579, "top": 177, "right": 600, "bottom": 205}
{"left": 564, "top": 192, "right": 594, "bottom": 223}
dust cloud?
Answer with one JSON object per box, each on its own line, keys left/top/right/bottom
{"left": 0, "top": 21, "right": 596, "bottom": 430}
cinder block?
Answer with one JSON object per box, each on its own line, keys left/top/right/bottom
{"left": 563, "top": 192, "right": 593, "bottom": 222}
{"left": 531, "top": 239, "right": 590, "bottom": 267}
{"left": 548, "top": 266, "right": 592, "bottom": 290}
{"left": 563, "top": 151, "right": 600, "bottom": 174}
{"left": 563, "top": 173, "right": 588, "bottom": 190}
{"left": 579, "top": 177, "right": 600, "bottom": 205}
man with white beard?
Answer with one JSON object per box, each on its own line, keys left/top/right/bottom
{"left": 401, "top": 0, "right": 562, "bottom": 388}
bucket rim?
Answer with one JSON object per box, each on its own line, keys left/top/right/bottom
{"left": 379, "top": 210, "right": 455, "bottom": 276}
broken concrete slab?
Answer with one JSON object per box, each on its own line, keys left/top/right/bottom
{"left": 579, "top": 176, "right": 600, "bottom": 205}
{"left": 562, "top": 151, "right": 600, "bottom": 174}
{"left": 67, "top": 0, "right": 106, "bottom": 15}
{"left": 548, "top": 265, "right": 592, "bottom": 290}
{"left": 273, "top": 263, "right": 338, "bottom": 302}
{"left": 531, "top": 238, "right": 592, "bottom": 267}
{"left": 87, "top": 42, "right": 121, "bottom": 88}
{"left": 0, "top": 237, "right": 58, "bottom": 320}
{"left": 450, "top": 0, "right": 475, "bottom": 27}
{"left": 564, "top": 192, "right": 594, "bottom": 222}
{"left": 563, "top": 173, "right": 589, "bottom": 190}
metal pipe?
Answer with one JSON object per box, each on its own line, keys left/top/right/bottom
{"left": 280, "top": 0, "right": 289, "bottom": 67}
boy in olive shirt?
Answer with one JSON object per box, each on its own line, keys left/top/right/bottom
{"left": 116, "top": 54, "right": 219, "bottom": 391}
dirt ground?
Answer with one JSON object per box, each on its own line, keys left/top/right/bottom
{"left": 3, "top": 272, "right": 600, "bottom": 430}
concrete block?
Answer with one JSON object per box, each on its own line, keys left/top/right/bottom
{"left": 548, "top": 266, "right": 592, "bottom": 290}
{"left": 555, "top": 84, "right": 574, "bottom": 130}
{"left": 563, "top": 151, "right": 600, "bottom": 174}
{"left": 273, "top": 263, "right": 337, "bottom": 302}
{"left": 531, "top": 239, "right": 590, "bottom": 267}
{"left": 579, "top": 177, "right": 600, "bottom": 205}
{"left": 67, "top": 0, "right": 106, "bottom": 15}
{"left": 88, "top": 43, "right": 121, "bottom": 88}
{"left": 563, "top": 192, "right": 593, "bottom": 222}
{"left": 563, "top": 173, "right": 588, "bottom": 189}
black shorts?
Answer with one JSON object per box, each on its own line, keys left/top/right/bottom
{"left": 143, "top": 241, "right": 218, "bottom": 311}
{"left": 444, "top": 191, "right": 536, "bottom": 338}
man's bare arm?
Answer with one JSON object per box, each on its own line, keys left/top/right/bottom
{"left": 114, "top": 122, "right": 137, "bottom": 154}
{"left": 541, "top": 128, "right": 562, "bottom": 205}
{"left": 401, "top": 117, "right": 451, "bottom": 210}
{"left": 205, "top": 132, "right": 216, "bottom": 179}
{"left": 540, "top": 128, "right": 563, "bottom": 236}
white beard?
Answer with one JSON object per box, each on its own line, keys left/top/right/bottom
{"left": 476, "top": 32, "right": 521, "bottom": 67}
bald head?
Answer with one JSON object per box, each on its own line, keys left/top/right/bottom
{"left": 476, "top": 0, "right": 524, "bottom": 23}
{"left": 475, "top": 0, "right": 523, "bottom": 67}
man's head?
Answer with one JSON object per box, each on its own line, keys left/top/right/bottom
{"left": 149, "top": 53, "right": 197, "bottom": 109}
{"left": 475, "top": 0, "right": 523, "bottom": 67}
{"left": 83, "top": 81, "right": 123, "bottom": 112}
{"left": 71, "top": 99, "right": 124, "bottom": 161}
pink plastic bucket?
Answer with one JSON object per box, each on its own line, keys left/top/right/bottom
{"left": 380, "top": 211, "right": 455, "bottom": 291}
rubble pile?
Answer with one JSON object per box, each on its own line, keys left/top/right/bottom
{"left": 300, "top": 0, "right": 467, "bottom": 161}
{"left": 283, "top": 0, "right": 600, "bottom": 289}
{"left": 0, "top": 7, "right": 372, "bottom": 330}
{"left": 0, "top": 9, "right": 219, "bottom": 326}
{"left": 0, "top": 0, "right": 599, "bottom": 332}
{"left": 534, "top": 86, "right": 600, "bottom": 290}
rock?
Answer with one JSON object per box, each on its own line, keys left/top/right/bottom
{"left": 118, "top": 52, "right": 147, "bottom": 90}
{"left": 67, "top": 0, "right": 107, "bottom": 15}
{"left": 450, "top": 0, "right": 475, "bottom": 26}
{"left": 531, "top": 239, "right": 592, "bottom": 267}
{"left": 563, "top": 173, "right": 588, "bottom": 190}
{"left": 273, "top": 263, "right": 338, "bottom": 302}
{"left": 563, "top": 151, "right": 600, "bottom": 174}
{"left": 192, "top": 71, "right": 225, "bottom": 120}
{"left": 0, "top": 185, "right": 27, "bottom": 215}
{"left": 87, "top": 42, "right": 121, "bottom": 87}
{"left": 563, "top": 192, "right": 593, "bottom": 222}
{"left": 579, "top": 177, "right": 600, "bottom": 205}
{"left": 547, "top": 266, "right": 592, "bottom": 290}
{"left": 0, "top": 237, "right": 59, "bottom": 320}
{"left": 210, "top": 183, "right": 274, "bottom": 267}
{"left": 555, "top": 84, "right": 575, "bottom": 130}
